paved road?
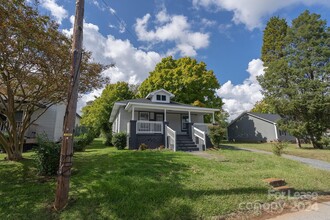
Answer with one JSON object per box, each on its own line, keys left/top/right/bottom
{"left": 268, "top": 202, "right": 330, "bottom": 220}
{"left": 235, "top": 147, "right": 330, "bottom": 172}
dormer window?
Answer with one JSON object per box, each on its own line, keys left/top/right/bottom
{"left": 146, "top": 89, "right": 174, "bottom": 103}
{"left": 156, "top": 95, "right": 166, "bottom": 101}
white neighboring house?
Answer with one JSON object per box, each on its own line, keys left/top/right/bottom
{"left": 109, "top": 89, "right": 220, "bottom": 151}
{"left": 1, "top": 103, "right": 81, "bottom": 144}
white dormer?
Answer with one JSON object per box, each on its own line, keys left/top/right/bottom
{"left": 145, "top": 89, "right": 175, "bottom": 103}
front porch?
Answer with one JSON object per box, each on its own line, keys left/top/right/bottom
{"left": 126, "top": 120, "right": 213, "bottom": 151}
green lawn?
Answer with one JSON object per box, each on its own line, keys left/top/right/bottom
{"left": 224, "top": 142, "right": 330, "bottom": 163}
{"left": 1, "top": 139, "right": 330, "bottom": 219}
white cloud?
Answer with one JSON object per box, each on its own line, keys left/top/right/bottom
{"left": 40, "top": 0, "right": 68, "bottom": 24}
{"left": 192, "top": 0, "right": 330, "bottom": 30}
{"left": 201, "top": 18, "right": 217, "bottom": 27}
{"left": 135, "top": 9, "right": 210, "bottom": 56}
{"left": 63, "top": 17, "right": 162, "bottom": 112}
{"left": 217, "top": 59, "right": 265, "bottom": 120}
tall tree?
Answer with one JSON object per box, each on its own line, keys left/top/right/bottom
{"left": 261, "top": 17, "right": 288, "bottom": 66}
{"left": 81, "top": 82, "right": 134, "bottom": 140}
{"left": 0, "top": 1, "right": 108, "bottom": 160}
{"left": 258, "top": 11, "right": 330, "bottom": 148}
{"left": 251, "top": 98, "right": 276, "bottom": 114}
{"left": 138, "top": 56, "right": 223, "bottom": 108}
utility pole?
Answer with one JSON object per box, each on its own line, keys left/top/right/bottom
{"left": 54, "top": 0, "right": 84, "bottom": 211}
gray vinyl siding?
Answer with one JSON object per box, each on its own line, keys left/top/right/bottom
{"left": 276, "top": 127, "right": 296, "bottom": 142}
{"left": 228, "top": 114, "right": 277, "bottom": 142}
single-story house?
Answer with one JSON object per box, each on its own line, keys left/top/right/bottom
{"left": 227, "top": 112, "right": 296, "bottom": 142}
{"left": 109, "top": 89, "right": 220, "bottom": 151}
{"left": 0, "top": 103, "right": 81, "bottom": 144}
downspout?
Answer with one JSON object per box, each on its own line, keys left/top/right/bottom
{"left": 274, "top": 123, "right": 279, "bottom": 141}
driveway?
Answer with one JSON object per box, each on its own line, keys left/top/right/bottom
{"left": 234, "top": 147, "right": 330, "bottom": 172}
{"left": 268, "top": 201, "right": 330, "bottom": 220}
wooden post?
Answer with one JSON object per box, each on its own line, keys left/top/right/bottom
{"left": 54, "top": 0, "right": 84, "bottom": 211}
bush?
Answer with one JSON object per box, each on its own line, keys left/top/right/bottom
{"left": 112, "top": 132, "right": 127, "bottom": 150}
{"left": 139, "top": 143, "right": 148, "bottom": 151}
{"left": 73, "top": 135, "right": 88, "bottom": 152}
{"left": 34, "top": 135, "right": 61, "bottom": 176}
{"left": 209, "top": 125, "right": 226, "bottom": 148}
{"left": 320, "top": 135, "right": 330, "bottom": 148}
{"left": 272, "top": 141, "right": 288, "bottom": 156}
{"left": 103, "top": 132, "right": 112, "bottom": 146}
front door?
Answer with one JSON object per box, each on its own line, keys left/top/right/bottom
{"left": 155, "top": 113, "right": 164, "bottom": 121}
{"left": 181, "top": 115, "right": 189, "bottom": 132}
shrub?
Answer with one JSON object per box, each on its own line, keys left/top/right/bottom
{"left": 209, "top": 125, "right": 226, "bottom": 148}
{"left": 34, "top": 135, "right": 61, "bottom": 176}
{"left": 139, "top": 143, "right": 148, "bottom": 151}
{"left": 103, "top": 132, "right": 112, "bottom": 146}
{"left": 320, "top": 135, "right": 330, "bottom": 148}
{"left": 112, "top": 132, "right": 127, "bottom": 150}
{"left": 73, "top": 135, "right": 88, "bottom": 152}
{"left": 272, "top": 141, "right": 288, "bottom": 156}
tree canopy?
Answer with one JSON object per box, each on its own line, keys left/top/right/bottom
{"left": 81, "top": 82, "right": 134, "bottom": 137}
{"left": 261, "top": 17, "right": 288, "bottom": 66}
{"left": 138, "top": 56, "right": 223, "bottom": 108}
{"left": 0, "top": 1, "right": 108, "bottom": 160}
{"left": 258, "top": 11, "right": 330, "bottom": 148}
{"left": 250, "top": 99, "right": 276, "bottom": 114}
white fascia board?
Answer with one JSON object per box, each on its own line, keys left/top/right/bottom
{"left": 125, "top": 102, "right": 219, "bottom": 114}
{"left": 109, "top": 103, "right": 126, "bottom": 122}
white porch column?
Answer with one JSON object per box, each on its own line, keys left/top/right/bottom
{"left": 132, "top": 106, "right": 135, "bottom": 120}
{"left": 212, "top": 112, "right": 215, "bottom": 123}
{"left": 188, "top": 111, "right": 191, "bottom": 122}
{"left": 164, "top": 109, "right": 167, "bottom": 121}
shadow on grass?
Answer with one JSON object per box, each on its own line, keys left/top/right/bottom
{"left": 0, "top": 158, "right": 57, "bottom": 219}
{"left": 220, "top": 145, "right": 249, "bottom": 151}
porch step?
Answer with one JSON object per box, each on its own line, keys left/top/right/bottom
{"left": 176, "top": 135, "right": 199, "bottom": 152}
{"left": 177, "top": 146, "right": 200, "bottom": 151}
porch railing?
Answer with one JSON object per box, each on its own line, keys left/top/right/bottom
{"left": 193, "top": 123, "right": 212, "bottom": 134}
{"left": 192, "top": 126, "right": 206, "bottom": 150}
{"left": 136, "top": 121, "right": 163, "bottom": 134}
{"left": 165, "top": 125, "right": 176, "bottom": 151}
{"left": 0, "top": 121, "right": 23, "bottom": 133}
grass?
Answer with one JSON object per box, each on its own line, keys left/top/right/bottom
{"left": 224, "top": 142, "right": 330, "bottom": 163}
{"left": 0, "top": 139, "right": 330, "bottom": 219}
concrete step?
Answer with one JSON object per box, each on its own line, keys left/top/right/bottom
{"left": 263, "top": 178, "right": 286, "bottom": 187}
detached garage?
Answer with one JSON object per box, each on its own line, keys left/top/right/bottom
{"left": 227, "top": 112, "right": 296, "bottom": 142}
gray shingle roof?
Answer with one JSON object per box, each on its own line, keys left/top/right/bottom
{"left": 116, "top": 98, "right": 196, "bottom": 107}
{"left": 248, "top": 112, "right": 281, "bottom": 123}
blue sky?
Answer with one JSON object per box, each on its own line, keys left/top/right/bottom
{"left": 36, "top": 0, "right": 330, "bottom": 119}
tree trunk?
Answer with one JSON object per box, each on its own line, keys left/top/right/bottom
{"left": 311, "top": 137, "right": 323, "bottom": 149}
{"left": 296, "top": 137, "right": 301, "bottom": 148}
